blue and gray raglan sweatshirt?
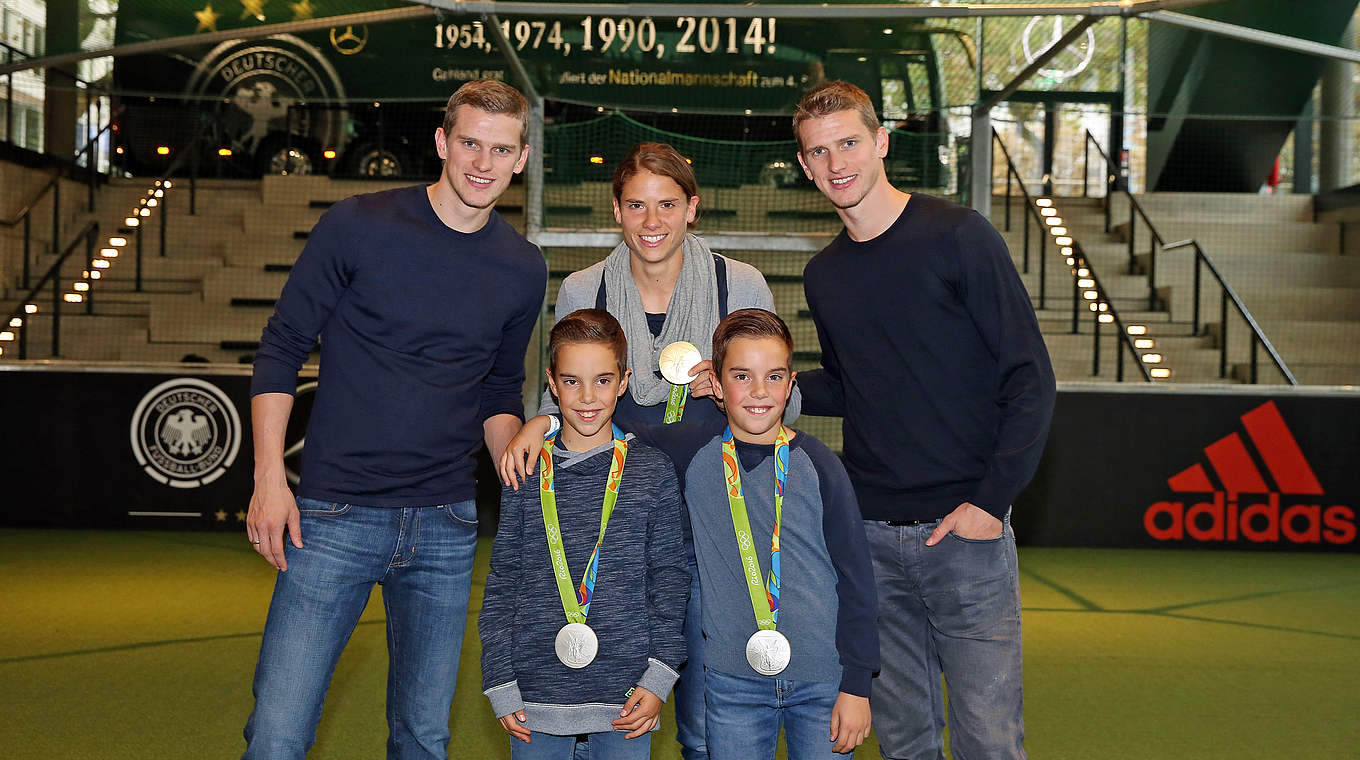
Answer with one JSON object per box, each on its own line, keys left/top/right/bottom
{"left": 633, "top": 420, "right": 879, "bottom": 696}
{"left": 251, "top": 185, "right": 546, "bottom": 506}
{"left": 479, "top": 435, "right": 690, "bottom": 735}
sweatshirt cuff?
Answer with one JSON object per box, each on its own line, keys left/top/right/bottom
{"left": 481, "top": 404, "right": 526, "bottom": 424}
{"left": 636, "top": 658, "right": 681, "bottom": 702}
{"left": 970, "top": 478, "right": 1014, "bottom": 521}
{"left": 838, "top": 666, "right": 874, "bottom": 699}
{"left": 250, "top": 359, "right": 302, "bottom": 397}
{"left": 484, "top": 680, "right": 525, "bottom": 718}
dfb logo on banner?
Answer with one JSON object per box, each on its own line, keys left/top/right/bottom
{"left": 130, "top": 378, "right": 242, "bottom": 489}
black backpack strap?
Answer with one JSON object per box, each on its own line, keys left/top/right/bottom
{"left": 713, "top": 253, "right": 729, "bottom": 317}
{"left": 594, "top": 271, "right": 608, "bottom": 311}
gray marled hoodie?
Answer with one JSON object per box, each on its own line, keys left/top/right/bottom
{"left": 479, "top": 435, "right": 690, "bottom": 736}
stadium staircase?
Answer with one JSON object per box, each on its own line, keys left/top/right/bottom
{"left": 5, "top": 165, "right": 1357, "bottom": 428}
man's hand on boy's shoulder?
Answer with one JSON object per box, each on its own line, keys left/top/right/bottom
{"left": 612, "top": 686, "right": 662, "bottom": 739}
{"left": 498, "top": 710, "right": 531, "bottom": 743}
{"left": 499, "top": 415, "right": 553, "bottom": 490}
{"left": 830, "top": 692, "right": 871, "bottom": 754}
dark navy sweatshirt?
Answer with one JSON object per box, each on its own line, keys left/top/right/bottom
{"left": 251, "top": 185, "right": 546, "bottom": 506}
{"left": 799, "top": 193, "right": 1056, "bottom": 522}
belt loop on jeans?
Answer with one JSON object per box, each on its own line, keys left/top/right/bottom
{"left": 883, "top": 519, "right": 934, "bottom": 527}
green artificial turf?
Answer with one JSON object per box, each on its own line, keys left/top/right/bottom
{"left": 1, "top": 530, "right": 1357, "bottom": 759}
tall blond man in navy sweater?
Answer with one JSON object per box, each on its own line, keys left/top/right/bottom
{"left": 241, "top": 79, "right": 546, "bottom": 760}
{"left": 793, "top": 81, "right": 1056, "bottom": 760}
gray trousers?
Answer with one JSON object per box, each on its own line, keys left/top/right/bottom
{"left": 863, "top": 516, "right": 1026, "bottom": 760}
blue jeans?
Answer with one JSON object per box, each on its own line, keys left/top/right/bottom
{"left": 242, "top": 498, "right": 479, "bottom": 760}
{"left": 577, "top": 561, "right": 706, "bottom": 760}
{"left": 674, "top": 565, "right": 707, "bottom": 759}
{"left": 862, "top": 516, "right": 1025, "bottom": 760}
{"left": 511, "top": 731, "right": 651, "bottom": 760}
{"left": 704, "top": 669, "right": 850, "bottom": 760}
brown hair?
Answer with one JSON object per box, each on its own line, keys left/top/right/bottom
{"left": 549, "top": 309, "right": 629, "bottom": 375}
{"left": 442, "top": 78, "right": 529, "bottom": 145}
{"left": 711, "top": 308, "right": 794, "bottom": 374}
{"left": 612, "top": 142, "right": 700, "bottom": 225}
{"left": 792, "top": 81, "right": 881, "bottom": 149}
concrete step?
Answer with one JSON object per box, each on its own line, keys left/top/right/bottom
{"left": 202, "top": 267, "right": 291, "bottom": 305}
{"left": 147, "top": 294, "right": 267, "bottom": 343}
{"left": 1128, "top": 192, "right": 1315, "bottom": 222}
{"left": 1, "top": 313, "right": 150, "bottom": 361}
{"left": 1281, "top": 362, "right": 1360, "bottom": 386}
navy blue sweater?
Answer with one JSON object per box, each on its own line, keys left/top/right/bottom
{"left": 800, "top": 194, "right": 1056, "bottom": 522}
{"left": 251, "top": 186, "right": 546, "bottom": 506}
{"left": 635, "top": 419, "right": 879, "bottom": 697}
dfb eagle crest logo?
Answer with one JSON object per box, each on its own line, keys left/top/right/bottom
{"left": 131, "top": 378, "right": 241, "bottom": 488}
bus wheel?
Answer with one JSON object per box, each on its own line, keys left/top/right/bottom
{"left": 258, "top": 138, "right": 316, "bottom": 176}
{"left": 351, "top": 146, "right": 405, "bottom": 178}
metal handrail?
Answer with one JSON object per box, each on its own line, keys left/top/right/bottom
{"left": 1083, "top": 129, "right": 1295, "bottom": 385}
{"left": 0, "top": 41, "right": 107, "bottom": 91}
{"left": 0, "top": 171, "right": 60, "bottom": 227}
{"left": 995, "top": 128, "right": 1150, "bottom": 382}
{"left": 992, "top": 129, "right": 1048, "bottom": 308}
{"left": 0, "top": 171, "right": 63, "bottom": 289}
{"left": 1162, "top": 239, "right": 1298, "bottom": 385}
{"left": 1084, "top": 130, "right": 1164, "bottom": 310}
{"left": 73, "top": 106, "right": 122, "bottom": 210}
{"left": 2, "top": 221, "right": 99, "bottom": 359}
{"left": 1, "top": 108, "right": 122, "bottom": 289}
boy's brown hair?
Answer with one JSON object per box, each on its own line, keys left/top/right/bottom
{"left": 441, "top": 78, "right": 529, "bottom": 145}
{"left": 548, "top": 309, "right": 629, "bottom": 376}
{"left": 612, "top": 142, "right": 700, "bottom": 227}
{"left": 792, "top": 81, "right": 881, "bottom": 149}
{"left": 711, "top": 308, "right": 794, "bottom": 373}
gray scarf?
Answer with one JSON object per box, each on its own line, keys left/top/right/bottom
{"left": 602, "top": 232, "right": 720, "bottom": 407}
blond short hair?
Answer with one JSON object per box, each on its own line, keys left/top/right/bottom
{"left": 441, "top": 78, "right": 529, "bottom": 145}
{"left": 793, "top": 81, "right": 881, "bottom": 149}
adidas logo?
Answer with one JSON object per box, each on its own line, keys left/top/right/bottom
{"left": 1144, "top": 401, "right": 1356, "bottom": 545}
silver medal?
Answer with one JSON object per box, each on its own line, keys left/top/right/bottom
{"left": 658, "top": 341, "right": 703, "bottom": 385}
{"left": 744, "top": 629, "right": 792, "bottom": 676}
{"left": 555, "top": 622, "right": 599, "bottom": 668}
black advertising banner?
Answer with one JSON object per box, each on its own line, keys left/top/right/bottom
{"left": 0, "top": 365, "right": 507, "bottom": 533}
{"left": 3, "top": 367, "right": 1357, "bottom": 552}
{"left": 3, "top": 368, "right": 249, "bottom": 530}
{"left": 1015, "top": 388, "right": 1360, "bottom": 553}
{"left": 0, "top": 366, "right": 299, "bottom": 531}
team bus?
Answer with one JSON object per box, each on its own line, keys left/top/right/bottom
{"left": 111, "top": 0, "right": 951, "bottom": 187}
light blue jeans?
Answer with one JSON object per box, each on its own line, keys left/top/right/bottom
{"left": 704, "top": 669, "right": 850, "bottom": 760}
{"left": 511, "top": 730, "right": 651, "bottom": 760}
{"left": 862, "top": 516, "right": 1025, "bottom": 760}
{"left": 242, "top": 498, "right": 479, "bottom": 760}
{"left": 674, "top": 564, "right": 707, "bottom": 759}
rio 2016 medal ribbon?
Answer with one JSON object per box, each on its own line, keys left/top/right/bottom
{"left": 659, "top": 341, "right": 702, "bottom": 424}
{"left": 721, "top": 425, "right": 793, "bottom": 676}
{"left": 540, "top": 424, "right": 628, "bottom": 668}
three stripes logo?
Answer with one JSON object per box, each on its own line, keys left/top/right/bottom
{"left": 1145, "top": 401, "right": 1355, "bottom": 545}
